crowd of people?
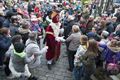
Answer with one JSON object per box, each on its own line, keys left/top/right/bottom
{"left": 1, "top": 0, "right": 120, "bottom": 80}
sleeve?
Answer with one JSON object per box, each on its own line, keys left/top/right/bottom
{"left": 9, "top": 58, "right": 22, "bottom": 77}
{"left": 24, "top": 55, "right": 34, "bottom": 63}
{"left": 75, "top": 46, "right": 81, "bottom": 57}
{"left": 31, "top": 46, "right": 47, "bottom": 56}
{"left": 0, "top": 37, "right": 11, "bottom": 50}
{"left": 5, "top": 45, "right": 13, "bottom": 57}
{"left": 74, "top": 46, "right": 81, "bottom": 65}
{"left": 76, "top": 46, "right": 87, "bottom": 58}
{"left": 99, "top": 43, "right": 108, "bottom": 61}
{"left": 99, "top": 43, "right": 107, "bottom": 49}
{"left": 65, "top": 34, "right": 73, "bottom": 42}
{"left": 31, "top": 46, "right": 42, "bottom": 56}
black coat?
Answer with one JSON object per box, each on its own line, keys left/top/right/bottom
{"left": 0, "top": 34, "right": 11, "bottom": 55}
{"left": 0, "top": 34, "right": 11, "bottom": 65}
{"left": 106, "top": 22, "right": 114, "bottom": 34}
{"left": 64, "top": 20, "right": 75, "bottom": 39}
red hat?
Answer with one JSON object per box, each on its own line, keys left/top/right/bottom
{"left": 51, "top": 11, "right": 59, "bottom": 23}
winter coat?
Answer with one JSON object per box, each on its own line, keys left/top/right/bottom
{"left": 106, "top": 22, "right": 114, "bottom": 34}
{"left": 74, "top": 45, "right": 87, "bottom": 67}
{"left": 10, "top": 24, "right": 19, "bottom": 36}
{"left": 3, "top": 19, "right": 11, "bottom": 28}
{"left": 10, "top": 50, "right": 33, "bottom": 72}
{"left": 0, "top": 34, "right": 11, "bottom": 65}
{"left": 66, "top": 32, "right": 81, "bottom": 51}
{"left": 82, "top": 51, "right": 97, "bottom": 74}
{"left": 18, "top": 27, "right": 31, "bottom": 44}
{"left": 99, "top": 43, "right": 120, "bottom": 64}
{"left": 25, "top": 39, "right": 46, "bottom": 68}
{"left": 0, "top": 16, "right": 5, "bottom": 23}
{"left": 64, "top": 20, "right": 75, "bottom": 39}
{"left": 0, "top": 34, "right": 11, "bottom": 56}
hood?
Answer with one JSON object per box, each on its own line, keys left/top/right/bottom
{"left": 25, "top": 39, "right": 37, "bottom": 46}
{"left": 107, "top": 42, "right": 120, "bottom": 52}
{"left": 18, "top": 27, "right": 30, "bottom": 34}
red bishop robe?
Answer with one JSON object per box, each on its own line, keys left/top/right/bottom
{"left": 45, "top": 24, "right": 61, "bottom": 61}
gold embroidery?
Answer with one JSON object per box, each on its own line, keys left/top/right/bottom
{"left": 46, "top": 32, "right": 54, "bottom": 36}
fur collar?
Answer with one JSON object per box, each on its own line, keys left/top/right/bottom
{"left": 107, "top": 42, "right": 120, "bottom": 52}
{"left": 49, "top": 22, "right": 61, "bottom": 37}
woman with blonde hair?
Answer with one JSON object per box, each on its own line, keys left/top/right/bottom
{"left": 66, "top": 25, "right": 81, "bottom": 72}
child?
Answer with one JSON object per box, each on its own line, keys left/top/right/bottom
{"left": 73, "top": 35, "right": 88, "bottom": 80}
{"left": 5, "top": 35, "right": 22, "bottom": 78}
{"left": 9, "top": 42, "right": 36, "bottom": 79}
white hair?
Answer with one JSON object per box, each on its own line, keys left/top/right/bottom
{"left": 72, "top": 25, "right": 80, "bottom": 32}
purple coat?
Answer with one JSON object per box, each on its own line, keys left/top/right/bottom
{"left": 99, "top": 44, "right": 120, "bottom": 64}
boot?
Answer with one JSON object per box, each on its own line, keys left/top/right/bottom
{"left": 28, "top": 75, "right": 38, "bottom": 80}
{"left": 47, "top": 64, "right": 52, "bottom": 70}
{"left": 52, "top": 60, "right": 56, "bottom": 65}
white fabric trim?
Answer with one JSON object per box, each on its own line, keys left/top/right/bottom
{"left": 49, "top": 22, "right": 61, "bottom": 37}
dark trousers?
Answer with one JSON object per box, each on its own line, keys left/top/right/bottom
{"left": 4, "top": 57, "right": 11, "bottom": 76}
{"left": 68, "top": 50, "right": 76, "bottom": 71}
{"left": 0, "top": 53, "right": 5, "bottom": 66}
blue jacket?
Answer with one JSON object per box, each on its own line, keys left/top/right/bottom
{"left": 0, "top": 34, "right": 11, "bottom": 55}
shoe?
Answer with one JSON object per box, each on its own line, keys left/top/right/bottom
{"left": 52, "top": 60, "right": 56, "bottom": 65}
{"left": 28, "top": 76, "right": 38, "bottom": 80}
{"left": 47, "top": 64, "right": 52, "bottom": 70}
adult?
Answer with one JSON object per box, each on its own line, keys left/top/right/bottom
{"left": 65, "top": 25, "right": 81, "bottom": 72}
{"left": 45, "top": 11, "right": 64, "bottom": 70}
{"left": 25, "top": 31, "right": 48, "bottom": 78}
{"left": 0, "top": 27, "right": 11, "bottom": 68}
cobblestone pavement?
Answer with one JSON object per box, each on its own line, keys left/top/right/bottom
{"left": 0, "top": 44, "right": 73, "bottom": 80}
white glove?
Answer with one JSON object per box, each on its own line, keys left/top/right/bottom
{"left": 41, "top": 46, "right": 48, "bottom": 53}
{"left": 55, "top": 37, "right": 61, "bottom": 42}
{"left": 55, "top": 37, "right": 65, "bottom": 42}
{"left": 59, "top": 36, "right": 66, "bottom": 42}
{"left": 38, "top": 36, "right": 43, "bottom": 39}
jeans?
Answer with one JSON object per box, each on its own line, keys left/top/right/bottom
{"left": 73, "top": 66, "right": 84, "bottom": 80}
